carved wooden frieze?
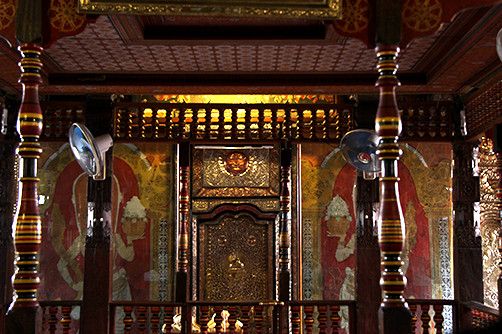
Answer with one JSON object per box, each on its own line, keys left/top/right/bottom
{"left": 199, "top": 214, "right": 274, "bottom": 301}
{"left": 192, "top": 146, "right": 279, "bottom": 198}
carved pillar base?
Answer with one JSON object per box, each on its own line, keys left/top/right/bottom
{"left": 5, "top": 308, "right": 40, "bottom": 334}
{"left": 379, "top": 306, "right": 412, "bottom": 333}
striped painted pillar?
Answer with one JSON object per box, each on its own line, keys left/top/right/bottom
{"left": 10, "top": 44, "right": 43, "bottom": 310}
{"left": 374, "top": 44, "right": 412, "bottom": 333}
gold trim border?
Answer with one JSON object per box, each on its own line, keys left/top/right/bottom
{"left": 78, "top": 0, "right": 342, "bottom": 19}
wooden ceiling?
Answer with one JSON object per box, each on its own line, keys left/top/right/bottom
{"left": 0, "top": 3, "right": 500, "bottom": 96}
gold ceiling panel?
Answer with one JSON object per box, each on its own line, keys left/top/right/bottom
{"left": 78, "top": 0, "right": 342, "bottom": 19}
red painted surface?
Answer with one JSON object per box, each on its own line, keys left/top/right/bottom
{"left": 40, "top": 157, "right": 151, "bottom": 302}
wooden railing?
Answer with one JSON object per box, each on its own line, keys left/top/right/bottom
{"left": 113, "top": 102, "right": 353, "bottom": 142}
{"left": 289, "top": 300, "right": 356, "bottom": 334}
{"left": 39, "top": 300, "right": 82, "bottom": 334}
{"left": 40, "top": 102, "right": 85, "bottom": 140}
{"left": 399, "top": 100, "right": 458, "bottom": 141}
{"left": 37, "top": 299, "right": 501, "bottom": 333}
{"left": 109, "top": 300, "right": 356, "bottom": 333}
{"left": 407, "top": 299, "right": 457, "bottom": 334}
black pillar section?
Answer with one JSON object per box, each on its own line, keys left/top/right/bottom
{"left": 355, "top": 176, "right": 380, "bottom": 334}
{"left": 0, "top": 97, "right": 20, "bottom": 334}
{"left": 452, "top": 141, "right": 484, "bottom": 331}
{"left": 80, "top": 96, "right": 114, "bottom": 334}
{"left": 175, "top": 142, "right": 191, "bottom": 332}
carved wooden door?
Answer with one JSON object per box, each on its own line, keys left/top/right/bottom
{"left": 199, "top": 212, "right": 274, "bottom": 301}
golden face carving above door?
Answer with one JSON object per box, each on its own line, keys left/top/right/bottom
{"left": 199, "top": 213, "right": 274, "bottom": 301}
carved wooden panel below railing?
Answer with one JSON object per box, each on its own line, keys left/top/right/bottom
{"left": 407, "top": 299, "right": 457, "bottom": 334}
{"left": 113, "top": 103, "right": 353, "bottom": 142}
{"left": 41, "top": 102, "right": 86, "bottom": 140}
{"left": 463, "top": 301, "right": 500, "bottom": 330}
{"left": 39, "top": 301, "right": 82, "bottom": 334}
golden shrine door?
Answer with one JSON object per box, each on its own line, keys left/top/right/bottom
{"left": 191, "top": 145, "right": 281, "bottom": 301}
{"left": 197, "top": 208, "right": 276, "bottom": 301}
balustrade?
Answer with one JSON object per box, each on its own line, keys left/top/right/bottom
{"left": 113, "top": 103, "right": 351, "bottom": 142}
{"left": 407, "top": 299, "right": 457, "bottom": 334}
{"left": 39, "top": 301, "right": 81, "bottom": 334}
{"left": 37, "top": 299, "right": 502, "bottom": 333}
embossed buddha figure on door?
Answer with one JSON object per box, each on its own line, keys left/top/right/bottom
{"left": 201, "top": 214, "right": 273, "bottom": 301}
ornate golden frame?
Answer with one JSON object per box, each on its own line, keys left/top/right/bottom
{"left": 78, "top": 0, "right": 342, "bottom": 19}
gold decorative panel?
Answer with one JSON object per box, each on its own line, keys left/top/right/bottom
{"left": 192, "top": 199, "right": 279, "bottom": 213}
{"left": 78, "top": 0, "right": 342, "bottom": 19}
{"left": 199, "top": 214, "right": 274, "bottom": 301}
{"left": 192, "top": 147, "right": 279, "bottom": 198}
{"left": 479, "top": 137, "right": 501, "bottom": 309}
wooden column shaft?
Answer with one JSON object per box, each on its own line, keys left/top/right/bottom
{"left": 375, "top": 44, "right": 411, "bottom": 334}
{"left": 452, "top": 141, "right": 483, "bottom": 307}
{"left": 355, "top": 176, "right": 380, "bottom": 334}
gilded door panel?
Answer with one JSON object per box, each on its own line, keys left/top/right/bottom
{"left": 199, "top": 214, "right": 274, "bottom": 301}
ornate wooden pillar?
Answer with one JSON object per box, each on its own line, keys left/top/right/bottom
{"left": 0, "top": 97, "right": 19, "bottom": 334}
{"left": 80, "top": 97, "right": 114, "bottom": 334}
{"left": 374, "top": 44, "right": 412, "bottom": 333}
{"left": 7, "top": 0, "right": 44, "bottom": 328}
{"left": 279, "top": 141, "right": 292, "bottom": 332}
{"left": 355, "top": 176, "right": 380, "bottom": 334}
{"left": 452, "top": 141, "right": 483, "bottom": 304}
{"left": 7, "top": 46, "right": 44, "bottom": 332}
{"left": 175, "top": 142, "right": 191, "bottom": 330}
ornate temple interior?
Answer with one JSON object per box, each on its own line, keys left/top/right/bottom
{"left": 0, "top": 1, "right": 501, "bottom": 334}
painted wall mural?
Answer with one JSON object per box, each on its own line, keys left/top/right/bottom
{"left": 301, "top": 142, "right": 453, "bottom": 305}
{"left": 38, "top": 142, "right": 175, "bottom": 304}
